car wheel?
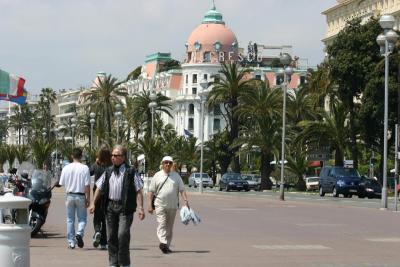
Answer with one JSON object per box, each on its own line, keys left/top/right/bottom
{"left": 358, "top": 194, "right": 365, "bottom": 199}
{"left": 319, "top": 187, "right": 325, "bottom": 197}
{"left": 188, "top": 184, "right": 191, "bottom": 187}
{"left": 226, "top": 186, "right": 230, "bottom": 192}
{"left": 194, "top": 184, "right": 197, "bottom": 188}
{"left": 332, "top": 187, "right": 339, "bottom": 197}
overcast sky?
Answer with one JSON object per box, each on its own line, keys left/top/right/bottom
{"left": 0, "top": 0, "right": 337, "bottom": 96}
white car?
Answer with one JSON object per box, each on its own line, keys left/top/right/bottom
{"left": 242, "top": 174, "right": 261, "bottom": 191}
{"left": 305, "top": 176, "right": 320, "bottom": 191}
{"left": 188, "top": 173, "right": 214, "bottom": 188}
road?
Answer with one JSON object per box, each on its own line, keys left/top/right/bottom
{"left": 30, "top": 187, "right": 400, "bottom": 267}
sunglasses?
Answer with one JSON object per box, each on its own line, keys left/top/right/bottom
{"left": 163, "top": 161, "right": 173, "bottom": 165}
{"left": 112, "top": 154, "right": 123, "bottom": 157}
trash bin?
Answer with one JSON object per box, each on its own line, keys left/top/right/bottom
{"left": 0, "top": 193, "right": 31, "bottom": 267}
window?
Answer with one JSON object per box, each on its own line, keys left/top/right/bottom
{"left": 203, "top": 74, "right": 208, "bottom": 80}
{"left": 213, "top": 105, "right": 222, "bottom": 115}
{"left": 192, "top": 74, "right": 197, "bottom": 84}
{"left": 185, "top": 74, "right": 188, "bottom": 84}
{"left": 213, "top": 119, "right": 221, "bottom": 131}
{"left": 276, "top": 75, "right": 284, "bottom": 85}
{"left": 300, "top": 76, "right": 306, "bottom": 85}
{"left": 189, "top": 104, "right": 194, "bottom": 115}
{"left": 187, "top": 52, "right": 192, "bottom": 62}
{"left": 192, "top": 87, "right": 197, "bottom": 95}
{"left": 188, "top": 118, "right": 194, "bottom": 131}
{"left": 255, "top": 75, "right": 261, "bottom": 80}
{"left": 203, "top": 52, "right": 211, "bottom": 63}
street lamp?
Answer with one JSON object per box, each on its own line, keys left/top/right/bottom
{"left": 90, "top": 112, "right": 96, "bottom": 150}
{"left": 115, "top": 104, "right": 122, "bottom": 143}
{"left": 198, "top": 79, "right": 210, "bottom": 194}
{"left": 279, "top": 53, "right": 294, "bottom": 201}
{"left": 70, "top": 117, "right": 76, "bottom": 147}
{"left": 376, "top": 14, "right": 399, "bottom": 209}
{"left": 149, "top": 93, "right": 157, "bottom": 137}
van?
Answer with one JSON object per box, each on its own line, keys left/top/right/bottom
{"left": 319, "top": 166, "right": 362, "bottom": 198}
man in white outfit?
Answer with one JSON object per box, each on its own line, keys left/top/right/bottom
{"left": 58, "top": 148, "right": 91, "bottom": 249}
{"left": 148, "top": 156, "right": 189, "bottom": 254}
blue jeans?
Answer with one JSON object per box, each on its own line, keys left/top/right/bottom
{"left": 66, "top": 194, "right": 87, "bottom": 244}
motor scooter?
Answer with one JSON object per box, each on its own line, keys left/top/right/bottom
{"left": 27, "top": 170, "right": 54, "bottom": 236}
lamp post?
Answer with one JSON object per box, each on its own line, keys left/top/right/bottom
{"left": 376, "top": 14, "right": 399, "bottom": 209}
{"left": 71, "top": 117, "right": 76, "bottom": 147}
{"left": 54, "top": 126, "right": 60, "bottom": 176}
{"left": 90, "top": 112, "right": 96, "bottom": 150}
{"left": 198, "top": 79, "right": 210, "bottom": 194}
{"left": 149, "top": 93, "right": 157, "bottom": 138}
{"left": 115, "top": 104, "right": 122, "bottom": 143}
{"left": 279, "top": 53, "right": 294, "bottom": 201}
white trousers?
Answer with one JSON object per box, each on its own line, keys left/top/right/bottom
{"left": 155, "top": 207, "right": 177, "bottom": 246}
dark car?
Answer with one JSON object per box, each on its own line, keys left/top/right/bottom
{"left": 319, "top": 166, "right": 362, "bottom": 198}
{"left": 358, "top": 176, "right": 382, "bottom": 199}
{"left": 219, "top": 173, "right": 249, "bottom": 192}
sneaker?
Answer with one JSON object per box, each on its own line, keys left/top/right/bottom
{"left": 93, "top": 232, "right": 101, "bottom": 248}
{"left": 75, "top": 234, "right": 84, "bottom": 248}
{"left": 159, "top": 243, "right": 169, "bottom": 254}
{"left": 100, "top": 244, "right": 107, "bottom": 250}
{"left": 68, "top": 243, "right": 75, "bottom": 249}
{"left": 166, "top": 247, "right": 172, "bottom": 253}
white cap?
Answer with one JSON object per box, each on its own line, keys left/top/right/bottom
{"left": 162, "top": 156, "right": 174, "bottom": 162}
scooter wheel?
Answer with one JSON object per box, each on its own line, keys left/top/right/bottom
{"left": 30, "top": 217, "right": 44, "bottom": 236}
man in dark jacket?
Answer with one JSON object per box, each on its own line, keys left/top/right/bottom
{"left": 89, "top": 145, "right": 145, "bottom": 267}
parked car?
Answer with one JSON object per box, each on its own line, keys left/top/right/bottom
{"left": 188, "top": 172, "right": 214, "bottom": 188}
{"left": 305, "top": 176, "right": 319, "bottom": 191}
{"left": 242, "top": 174, "right": 261, "bottom": 191}
{"left": 358, "top": 176, "right": 382, "bottom": 199}
{"left": 219, "top": 173, "right": 249, "bottom": 192}
{"left": 319, "top": 166, "right": 362, "bottom": 198}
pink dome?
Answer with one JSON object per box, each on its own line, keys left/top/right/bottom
{"left": 187, "top": 23, "right": 237, "bottom": 52}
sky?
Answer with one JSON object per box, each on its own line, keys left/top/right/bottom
{"left": 0, "top": 0, "right": 337, "bottom": 96}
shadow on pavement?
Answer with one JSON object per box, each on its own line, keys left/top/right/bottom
{"left": 32, "top": 232, "right": 65, "bottom": 239}
{"left": 170, "top": 250, "right": 210, "bottom": 254}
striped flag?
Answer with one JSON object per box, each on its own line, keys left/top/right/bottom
{"left": 0, "top": 88, "right": 28, "bottom": 105}
{"left": 0, "top": 69, "right": 25, "bottom": 97}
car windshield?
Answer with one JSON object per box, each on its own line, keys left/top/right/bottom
{"left": 242, "top": 175, "right": 252, "bottom": 180}
{"left": 195, "top": 173, "right": 210, "bottom": 178}
{"left": 307, "top": 177, "right": 319, "bottom": 182}
{"left": 226, "top": 174, "right": 242, "bottom": 180}
{"left": 333, "top": 168, "right": 360, "bottom": 178}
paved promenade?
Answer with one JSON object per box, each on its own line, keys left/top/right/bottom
{"left": 30, "top": 188, "right": 400, "bottom": 267}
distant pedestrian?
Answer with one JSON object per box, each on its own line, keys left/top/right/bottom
{"left": 148, "top": 156, "right": 189, "bottom": 254}
{"left": 89, "top": 145, "right": 145, "bottom": 267}
{"left": 58, "top": 147, "right": 91, "bottom": 249}
{"left": 89, "top": 146, "right": 112, "bottom": 249}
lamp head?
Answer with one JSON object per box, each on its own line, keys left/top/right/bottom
{"left": 379, "top": 14, "right": 396, "bottom": 30}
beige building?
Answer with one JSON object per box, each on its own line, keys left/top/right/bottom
{"left": 323, "top": 0, "right": 400, "bottom": 44}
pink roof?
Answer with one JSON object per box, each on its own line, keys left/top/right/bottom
{"left": 187, "top": 23, "right": 237, "bottom": 52}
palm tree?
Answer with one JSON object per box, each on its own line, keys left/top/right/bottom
{"left": 207, "top": 62, "right": 251, "bottom": 173}
{"left": 204, "top": 131, "right": 231, "bottom": 178}
{"left": 0, "top": 145, "right": 7, "bottom": 172}
{"left": 15, "top": 145, "right": 30, "bottom": 165}
{"left": 83, "top": 74, "right": 127, "bottom": 143}
{"left": 31, "top": 139, "right": 54, "bottom": 169}
{"left": 171, "top": 136, "right": 198, "bottom": 175}
{"left": 285, "top": 152, "right": 308, "bottom": 191}
{"left": 5, "top": 144, "right": 17, "bottom": 169}
{"left": 235, "top": 80, "right": 283, "bottom": 190}
{"left": 304, "top": 63, "right": 336, "bottom": 109}
{"left": 297, "top": 101, "right": 349, "bottom": 166}
{"left": 128, "top": 91, "right": 172, "bottom": 137}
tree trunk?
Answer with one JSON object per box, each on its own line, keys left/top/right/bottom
{"left": 260, "top": 152, "right": 274, "bottom": 190}
{"left": 295, "top": 175, "right": 306, "bottom": 191}
{"left": 335, "top": 148, "right": 344, "bottom": 166}
{"left": 349, "top": 103, "right": 358, "bottom": 169}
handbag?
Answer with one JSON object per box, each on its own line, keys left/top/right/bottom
{"left": 152, "top": 175, "right": 169, "bottom": 209}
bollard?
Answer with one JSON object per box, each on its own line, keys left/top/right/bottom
{"left": 0, "top": 193, "right": 31, "bottom": 267}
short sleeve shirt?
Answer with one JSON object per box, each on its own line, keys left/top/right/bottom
{"left": 149, "top": 170, "right": 185, "bottom": 209}
{"left": 59, "top": 162, "right": 91, "bottom": 193}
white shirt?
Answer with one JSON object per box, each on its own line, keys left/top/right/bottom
{"left": 96, "top": 165, "right": 143, "bottom": 200}
{"left": 59, "top": 162, "right": 91, "bottom": 193}
{"left": 149, "top": 170, "right": 185, "bottom": 209}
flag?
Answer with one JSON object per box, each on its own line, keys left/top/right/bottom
{"left": 0, "top": 88, "right": 28, "bottom": 105}
{"left": 0, "top": 69, "right": 25, "bottom": 97}
{"left": 184, "top": 129, "right": 193, "bottom": 137}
